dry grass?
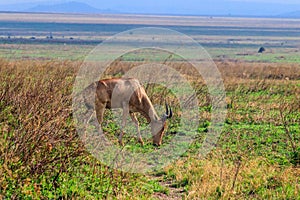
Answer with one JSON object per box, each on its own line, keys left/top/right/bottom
{"left": 0, "top": 59, "right": 164, "bottom": 199}
{"left": 166, "top": 154, "right": 300, "bottom": 200}
{"left": 0, "top": 58, "right": 299, "bottom": 199}
{"left": 0, "top": 59, "right": 85, "bottom": 197}
{"left": 2, "top": 13, "right": 300, "bottom": 28}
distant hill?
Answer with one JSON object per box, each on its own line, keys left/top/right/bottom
{"left": 24, "top": 1, "right": 117, "bottom": 14}
{"left": 278, "top": 10, "right": 300, "bottom": 18}
{"left": 1, "top": 0, "right": 300, "bottom": 17}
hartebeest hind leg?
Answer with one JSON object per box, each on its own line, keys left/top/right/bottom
{"left": 130, "top": 112, "right": 144, "bottom": 146}
{"left": 95, "top": 101, "right": 106, "bottom": 131}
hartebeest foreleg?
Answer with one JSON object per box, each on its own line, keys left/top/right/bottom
{"left": 118, "top": 102, "right": 129, "bottom": 145}
{"left": 130, "top": 112, "right": 144, "bottom": 145}
{"left": 119, "top": 103, "right": 144, "bottom": 146}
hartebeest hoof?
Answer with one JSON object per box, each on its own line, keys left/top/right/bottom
{"left": 118, "top": 139, "right": 124, "bottom": 146}
{"left": 138, "top": 138, "right": 144, "bottom": 146}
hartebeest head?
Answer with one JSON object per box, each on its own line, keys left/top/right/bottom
{"left": 151, "top": 103, "right": 173, "bottom": 146}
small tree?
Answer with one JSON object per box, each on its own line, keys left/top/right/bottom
{"left": 258, "top": 47, "right": 266, "bottom": 53}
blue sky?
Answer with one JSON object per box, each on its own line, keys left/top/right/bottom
{"left": 1, "top": 0, "right": 300, "bottom": 5}
{"left": 0, "top": 0, "right": 300, "bottom": 16}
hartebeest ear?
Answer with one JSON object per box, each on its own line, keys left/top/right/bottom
{"left": 161, "top": 102, "right": 173, "bottom": 122}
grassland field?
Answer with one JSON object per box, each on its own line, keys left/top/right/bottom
{"left": 1, "top": 13, "right": 300, "bottom": 62}
{"left": 0, "top": 13, "right": 299, "bottom": 199}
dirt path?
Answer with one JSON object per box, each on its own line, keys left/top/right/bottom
{"left": 151, "top": 176, "right": 186, "bottom": 200}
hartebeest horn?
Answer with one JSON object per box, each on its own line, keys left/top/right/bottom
{"left": 168, "top": 105, "right": 173, "bottom": 118}
{"left": 163, "top": 102, "right": 173, "bottom": 120}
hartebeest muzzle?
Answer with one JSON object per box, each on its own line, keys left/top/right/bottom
{"left": 152, "top": 103, "right": 173, "bottom": 146}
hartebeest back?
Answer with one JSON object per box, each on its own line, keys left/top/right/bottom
{"left": 88, "top": 78, "right": 172, "bottom": 146}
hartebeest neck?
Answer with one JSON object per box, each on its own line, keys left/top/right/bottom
{"left": 138, "top": 96, "right": 160, "bottom": 123}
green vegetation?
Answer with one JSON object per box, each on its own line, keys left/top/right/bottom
{"left": 0, "top": 60, "right": 168, "bottom": 199}
{"left": 1, "top": 16, "right": 300, "bottom": 63}
{"left": 0, "top": 59, "right": 299, "bottom": 199}
{"left": 0, "top": 14, "right": 299, "bottom": 199}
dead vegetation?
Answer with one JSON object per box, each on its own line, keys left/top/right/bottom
{"left": 0, "top": 58, "right": 299, "bottom": 199}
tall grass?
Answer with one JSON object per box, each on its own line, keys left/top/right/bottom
{"left": 0, "top": 59, "right": 160, "bottom": 199}
{"left": 0, "top": 58, "right": 299, "bottom": 199}
{"left": 161, "top": 61, "right": 300, "bottom": 199}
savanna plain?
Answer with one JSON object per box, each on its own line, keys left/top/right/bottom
{"left": 0, "top": 13, "right": 299, "bottom": 199}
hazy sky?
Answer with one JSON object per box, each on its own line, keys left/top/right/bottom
{"left": 0, "top": 0, "right": 299, "bottom": 16}
{"left": 1, "top": 0, "right": 300, "bottom": 5}
{"left": 230, "top": 0, "right": 300, "bottom": 3}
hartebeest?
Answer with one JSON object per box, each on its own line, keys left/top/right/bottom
{"left": 89, "top": 78, "right": 172, "bottom": 146}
